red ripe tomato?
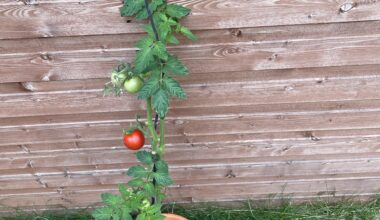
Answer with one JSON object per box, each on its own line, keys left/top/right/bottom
{"left": 123, "top": 129, "right": 145, "bottom": 150}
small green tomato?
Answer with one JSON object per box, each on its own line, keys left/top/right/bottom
{"left": 124, "top": 76, "right": 143, "bottom": 94}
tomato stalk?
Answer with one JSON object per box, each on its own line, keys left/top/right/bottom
{"left": 159, "top": 117, "right": 165, "bottom": 155}
{"left": 146, "top": 97, "right": 159, "bottom": 152}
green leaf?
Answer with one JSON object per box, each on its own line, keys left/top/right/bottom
{"left": 135, "top": 46, "right": 154, "bottom": 73}
{"left": 136, "top": 150, "right": 153, "bottom": 165}
{"left": 143, "top": 24, "right": 156, "bottom": 39}
{"left": 118, "top": 184, "right": 132, "bottom": 198}
{"left": 179, "top": 25, "right": 197, "bottom": 41}
{"left": 101, "top": 193, "right": 122, "bottom": 206}
{"left": 137, "top": 74, "right": 160, "bottom": 99}
{"left": 153, "top": 12, "right": 171, "bottom": 40}
{"left": 134, "top": 36, "right": 155, "bottom": 72}
{"left": 135, "top": 8, "right": 148, "bottom": 20}
{"left": 127, "top": 165, "right": 150, "bottom": 178}
{"left": 92, "top": 207, "right": 113, "bottom": 220}
{"left": 146, "top": 204, "right": 162, "bottom": 215}
{"left": 166, "top": 4, "right": 191, "bottom": 18}
{"left": 153, "top": 41, "right": 168, "bottom": 60}
{"left": 166, "top": 34, "right": 179, "bottom": 45}
{"left": 112, "top": 213, "right": 120, "bottom": 220}
{"left": 155, "top": 160, "right": 169, "bottom": 174}
{"left": 168, "top": 17, "right": 178, "bottom": 26}
{"left": 163, "top": 75, "right": 187, "bottom": 99}
{"left": 136, "top": 213, "right": 146, "bottom": 220}
{"left": 150, "top": 0, "right": 165, "bottom": 11}
{"left": 153, "top": 89, "right": 169, "bottom": 118}
{"left": 143, "top": 182, "right": 156, "bottom": 197}
{"left": 153, "top": 172, "right": 173, "bottom": 186}
{"left": 156, "top": 215, "right": 166, "bottom": 220}
{"left": 121, "top": 208, "right": 133, "bottom": 220}
{"left": 164, "top": 55, "right": 188, "bottom": 76}
{"left": 135, "top": 0, "right": 165, "bottom": 20}
{"left": 158, "top": 22, "right": 171, "bottom": 41}
{"left": 135, "top": 36, "right": 154, "bottom": 49}
{"left": 120, "top": 0, "right": 145, "bottom": 17}
{"left": 128, "top": 178, "right": 145, "bottom": 187}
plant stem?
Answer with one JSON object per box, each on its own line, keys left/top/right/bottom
{"left": 144, "top": 0, "right": 160, "bottom": 41}
{"left": 146, "top": 98, "right": 159, "bottom": 151}
{"left": 159, "top": 117, "right": 165, "bottom": 156}
{"left": 144, "top": 0, "right": 166, "bottom": 208}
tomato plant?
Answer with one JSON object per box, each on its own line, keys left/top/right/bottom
{"left": 93, "top": 0, "right": 197, "bottom": 219}
{"left": 124, "top": 129, "right": 145, "bottom": 150}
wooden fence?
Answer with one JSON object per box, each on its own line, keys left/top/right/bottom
{"left": 1, "top": 0, "right": 380, "bottom": 211}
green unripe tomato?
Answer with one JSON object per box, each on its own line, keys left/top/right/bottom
{"left": 124, "top": 76, "right": 143, "bottom": 94}
{"left": 111, "top": 70, "right": 127, "bottom": 87}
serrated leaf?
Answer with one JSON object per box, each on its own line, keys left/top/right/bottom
{"left": 155, "top": 160, "right": 169, "bottom": 174}
{"left": 112, "top": 213, "right": 120, "bottom": 220}
{"left": 168, "top": 17, "right": 177, "bottom": 26}
{"left": 166, "top": 34, "right": 179, "bottom": 45}
{"left": 136, "top": 150, "right": 153, "bottom": 165}
{"left": 135, "top": 46, "right": 154, "bottom": 73}
{"left": 163, "top": 55, "right": 188, "bottom": 76}
{"left": 143, "top": 24, "right": 156, "bottom": 39}
{"left": 135, "top": 8, "right": 148, "bottom": 20}
{"left": 158, "top": 22, "right": 171, "bottom": 40}
{"left": 138, "top": 74, "right": 160, "bottom": 99}
{"left": 135, "top": 0, "right": 165, "bottom": 20}
{"left": 153, "top": 89, "right": 169, "bottom": 118}
{"left": 127, "top": 165, "right": 150, "bottom": 178}
{"left": 146, "top": 204, "right": 162, "bottom": 215}
{"left": 118, "top": 184, "right": 131, "bottom": 198}
{"left": 143, "top": 182, "right": 156, "bottom": 197}
{"left": 120, "top": 0, "right": 145, "bottom": 17}
{"left": 128, "top": 178, "right": 145, "bottom": 187}
{"left": 92, "top": 207, "right": 113, "bottom": 220}
{"left": 101, "top": 193, "right": 122, "bottom": 206}
{"left": 136, "top": 213, "right": 146, "bottom": 220}
{"left": 121, "top": 208, "right": 133, "bottom": 220}
{"left": 179, "top": 25, "right": 197, "bottom": 41}
{"left": 153, "top": 172, "right": 173, "bottom": 186}
{"left": 153, "top": 41, "right": 168, "bottom": 60}
{"left": 163, "top": 75, "right": 187, "bottom": 99}
{"left": 153, "top": 12, "right": 171, "bottom": 40}
{"left": 135, "top": 36, "right": 154, "bottom": 49}
{"left": 166, "top": 4, "right": 191, "bottom": 18}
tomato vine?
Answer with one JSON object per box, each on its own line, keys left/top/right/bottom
{"left": 94, "top": 0, "right": 197, "bottom": 219}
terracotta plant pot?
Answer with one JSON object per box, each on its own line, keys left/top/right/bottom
{"left": 163, "top": 213, "right": 188, "bottom": 220}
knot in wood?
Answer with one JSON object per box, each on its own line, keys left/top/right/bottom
{"left": 230, "top": 29, "right": 242, "bottom": 37}
{"left": 21, "top": 0, "right": 39, "bottom": 5}
{"left": 40, "top": 53, "right": 53, "bottom": 61}
{"left": 339, "top": 3, "right": 356, "bottom": 13}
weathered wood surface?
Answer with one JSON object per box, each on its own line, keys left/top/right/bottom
{"left": 1, "top": 0, "right": 380, "bottom": 39}
{"left": 1, "top": 0, "right": 380, "bottom": 211}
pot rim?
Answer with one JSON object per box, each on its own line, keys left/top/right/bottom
{"left": 162, "top": 213, "right": 188, "bottom": 220}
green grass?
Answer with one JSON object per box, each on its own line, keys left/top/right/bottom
{"left": 3, "top": 199, "right": 380, "bottom": 220}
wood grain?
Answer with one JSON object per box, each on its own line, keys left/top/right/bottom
{"left": 2, "top": 34, "right": 380, "bottom": 83}
{"left": 1, "top": 0, "right": 380, "bottom": 210}
{"left": 1, "top": 0, "right": 380, "bottom": 39}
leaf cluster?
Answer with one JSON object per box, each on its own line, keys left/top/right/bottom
{"left": 93, "top": 150, "right": 172, "bottom": 220}
{"left": 119, "top": 0, "right": 197, "bottom": 118}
